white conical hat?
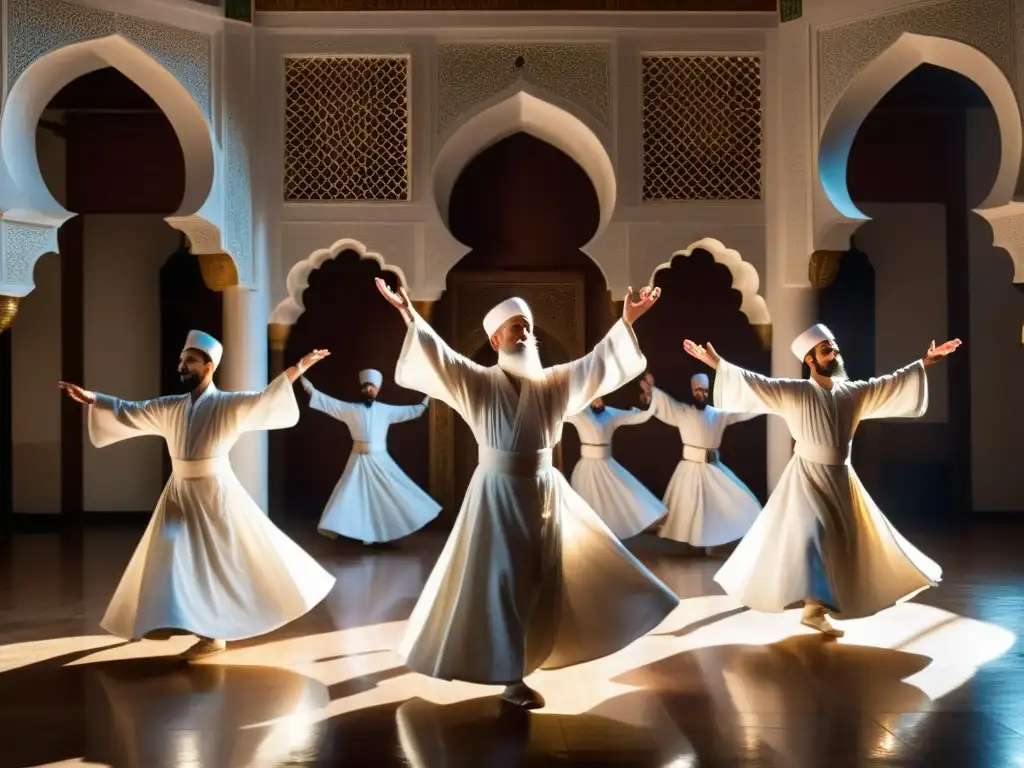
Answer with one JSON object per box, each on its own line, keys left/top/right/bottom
{"left": 359, "top": 369, "right": 383, "bottom": 387}
{"left": 182, "top": 330, "right": 223, "bottom": 370}
{"left": 483, "top": 297, "right": 532, "bottom": 337}
{"left": 790, "top": 323, "right": 835, "bottom": 362}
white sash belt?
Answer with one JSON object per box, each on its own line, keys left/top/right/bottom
{"left": 479, "top": 446, "right": 553, "bottom": 477}
{"left": 172, "top": 456, "right": 231, "bottom": 480}
{"left": 794, "top": 441, "right": 851, "bottom": 466}
{"left": 580, "top": 443, "right": 612, "bottom": 460}
{"left": 682, "top": 445, "right": 720, "bottom": 464}
{"left": 353, "top": 441, "right": 384, "bottom": 454}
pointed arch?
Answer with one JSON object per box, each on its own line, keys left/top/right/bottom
{"left": 2, "top": 34, "right": 215, "bottom": 222}
{"left": 648, "top": 237, "right": 770, "bottom": 326}
{"left": 269, "top": 238, "right": 408, "bottom": 325}
{"left": 431, "top": 84, "right": 616, "bottom": 241}
{"left": 819, "top": 32, "right": 1022, "bottom": 223}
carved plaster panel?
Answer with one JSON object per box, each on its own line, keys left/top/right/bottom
{"left": 818, "top": 0, "right": 1012, "bottom": 120}
{"left": 225, "top": 111, "right": 254, "bottom": 286}
{"left": 437, "top": 43, "right": 611, "bottom": 134}
{"left": 2, "top": 221, "right": 58, "bottom": 286}
{"left": 6, "top": 0, "right": 212, "bottom": 118}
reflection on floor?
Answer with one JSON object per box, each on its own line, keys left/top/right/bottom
{"left": 1, "top": 521, "right": 1023, "bottom": 767}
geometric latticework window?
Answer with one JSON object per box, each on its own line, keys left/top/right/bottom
{"left": 642, "top": 55, "right": 762, "bottom": 201}
{"left": 284, "top": 56, "right": 410, "bottom": 201}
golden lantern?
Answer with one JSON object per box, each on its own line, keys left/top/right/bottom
{"left": 0, "top": 295, "right": 19, "bottom": 334}
{"left": 808, "top": 250, "right": 843, "bottom": 289}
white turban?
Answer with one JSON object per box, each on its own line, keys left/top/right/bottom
{"left": 182, "top": 330, "right": 223, "bottom": 371}
{"left": 691, "top": 373, "right": 709, "bottom": 388}
{"left": 791, "top": 323, "right": 835, "bottom": 362}
{"left": 483, "top": 297, "right": 532, "bottom": 338}
{"left": 359, "top": 369, "right": 383, "bottom": 387}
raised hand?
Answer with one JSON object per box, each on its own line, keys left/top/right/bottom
{"left": 622, "top": 285, "right": 661, "bottom": 326}
{"left": 924, "top": 338, "right": 962, "bottom": 366}
{"left": 299, "top": 349, "right": 331, "bottom": 372}
{"left": 376, "top": 278, "right": 411, "bottom": 314}
{"left": 682, "top": 340, "right": 720, "bottom": 370}
{"left": 58, "top": 381, "right": 95, "bottom": 405}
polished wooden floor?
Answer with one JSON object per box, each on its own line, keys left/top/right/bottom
{"left": 1, "top": 519, "right": 1023, "bottom": 767}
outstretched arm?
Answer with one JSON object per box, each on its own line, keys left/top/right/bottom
{"left": 608, "top": 405, "right": 657, "bottom": 428}
{"left": 857, "top": 339, "right": 960, "bottom": 420}
{"left": 683, "top": 340, "right": 794, "bottom": 415}
{"left": 301, "top": 377, "right": 356, "bottom": 424}
{"left": 226, "top": 348, "right": 333, "bottom": 433}
{"left": 377, "top": 278, "right": 481, "bottom": 419}
{"left": 60, "top": 382, "right": 170, "bottom": 448}
{"left": 562, "top": 286, "right": 661, "bottom": 415}
{"left": 384, "top": 396, "right": 431, "bottom": 424}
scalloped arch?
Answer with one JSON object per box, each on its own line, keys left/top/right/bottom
{"left": 648, "top": 237, "right": 770, "bottom": 325}
{"left": 819, "top": 32, "right": 1021, "bottom": 223}
{"left": 268, "top": 238, "right": 408, "bottom": 325}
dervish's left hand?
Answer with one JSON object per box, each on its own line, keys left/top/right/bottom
{"left": 639, "top": 372, "right": 654, "bottom": 405}
{"left": 622, "top": 285, "right": 661, "bottom": 326}
{"left": 923, "top": 338, "right": 962, "bottom": 366}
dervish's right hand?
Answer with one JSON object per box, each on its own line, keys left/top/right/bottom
{"left": 58, "top": 381, "right": 95, "bottom": 405}
{"left": 682, "top": 340, "right": 720, "bottom": 370}
{"left": 376, "top": 278, "right": 411, "bottom": 315}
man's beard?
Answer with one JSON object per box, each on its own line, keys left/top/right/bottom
{"left": 693, "top": 400, "right": 708, "bottom": 410}
{"left": 497, "top": 338, "right": 544, "bottom": 381}
{"left": 590, "top": 404, "right": 605, "bottom": 414}
{"left": 179, "top": 370, "right": 202, "bottom": 392}
{"left": 813, "top": 354, "right": 847, "bottom": 380}
{"left": 361, "top": 394, "right": 375, "bottom": 407}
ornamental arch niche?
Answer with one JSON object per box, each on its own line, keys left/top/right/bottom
{"left": 428, "top": 85, "right": 617, "bottom": 289}
{"left": 0, "top": 34, "right": 226, "bottom": 292}
{"left": 816, "top": 32, "right": 1022, "bottom": 256}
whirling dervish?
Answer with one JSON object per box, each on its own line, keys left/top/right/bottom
{"left": 682, "top": 324, "right": 961, "bottom": 637}
{"left": 302, "top": 369, "right": 440, "bottom": 544}
{"left": 565, "top": 395, "right": 666, "bottom": 538}
{"left": 58, "top": 330, "right": 337, "bottom": 659}
{"left": 376, "top": 277, "right": 679, "bottom": 710}
{"left": 639, "top": 371, "right": 762, "bottom": 555}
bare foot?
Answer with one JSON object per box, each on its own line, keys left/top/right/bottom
{"left": 800, "top": 607, "right": 844, "bottom": 638}
{"left": 501, "top": 681, "right": 545, "bottom": 709}
{"left": 181, "top": 638, "right": 227, "bottom": 660}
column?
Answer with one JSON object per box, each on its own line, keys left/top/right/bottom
{"left": 221, "top": 285, "right": 270, "bottom": 511}
{"left": 762, "top": 15, "right": 816, "bottom": 489}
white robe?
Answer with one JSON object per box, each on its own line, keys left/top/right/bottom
{"left": 394, "top": 309, "right": 680, "bottom": 684}
{"left": 88, "top": 374, "right": 336, "bottom": 641}
{"left": 566, "top": 405, "right": 666, "bottom": 538}
{"left": 711, "top": 358, "right": 941, "bottom": 619}
{"left": 307, "top": 385, "right": 441, "bottom": 543}
{"left": 649, "top": 387, "right": 763, "bottom": 547}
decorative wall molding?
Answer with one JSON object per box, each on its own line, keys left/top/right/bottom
{"left": 0, "top": 221, "right": 59, "bottom": 291}
{"left": 255, "top": 0, "right": 777, "bottom": 10}
{"left": 817, "top": 0, "right": 1012, "bottom": 122}
{"left": 437, "top": 43, "right": 611, "bottom": 134}
{"left": 648, "top": 236, "right": 771, "bottom": 325}
{"left": 6, "top": 0, "right": 212, "bottom": 118}
{"left": 977, "top": 202, "right": 1024, "bottom": 283}
{"left": 269, "top": 236, "right": 408, "bottom": 324}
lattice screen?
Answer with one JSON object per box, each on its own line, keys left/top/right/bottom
{"left": 642, "top": 55, "right": 763, "bottom": 201}
{"left": 285, "top": 56, "right": 410, "bottom": 201}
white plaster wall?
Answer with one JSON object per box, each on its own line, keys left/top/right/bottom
{"left": 259, "top": 23, "right": 772, "bottom": 316}
{"left": 855, "top": 203, "right": 949, "bottom": 424}
{"left": 11, "top": 117, "right": 66, "bottom": 514}
{"left": 81, "top": 215, "right": 181, "bottom": 512}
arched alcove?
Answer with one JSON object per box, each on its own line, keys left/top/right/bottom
{"left": 278, "top": 253, "right": 426, "bottom": 525}
{"left": 626, "top": 249, "right": 771, "bottom": 504}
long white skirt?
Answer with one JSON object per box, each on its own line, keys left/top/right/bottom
{"left": 317, "top": 450, "right": 441, "bottom": 543}
{"left": 101, "top": 470, "right": 336, "bottom": 641}
{"left": 713, "top": 456, "right": 941, "bottom": 619}
{"left": 657, "top": 460, "right": 762, "bottom": 546}
{"left": 399, "top": 466, "right": 680, "bottom": 684}
{"left": 570, "top": 457, "right": 666, "bottom": 539}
